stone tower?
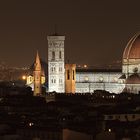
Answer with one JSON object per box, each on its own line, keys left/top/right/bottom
{"left": 65, "top": 64, "right": 76, "bottom": 93}
{"left": 33, "top": 51, "right": 42, "bottom": 96}
{"left": 47, "top": 35, "right": 65, "bottom": 93}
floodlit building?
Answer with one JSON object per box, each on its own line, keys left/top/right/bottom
{"left": 47, "top": 35, "right": 65, "bottom": 93}
{"left": 27, "top": 32, "right": 140, "bottom": 94}
{"left": 75, "top": 69, "right": 125, "bottom": 93}
{"left": 76, "top": 32, "right": 140, "bottom": 94}
{"left": 26, "top": 51, "right": 45, "bottom": 95}
{"left": 122, "top": 32, "right": 140, "bottom": 93}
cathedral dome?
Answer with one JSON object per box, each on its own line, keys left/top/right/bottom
{"left": 126, "top": 74, "right": 140, "bottom": 84}
{"left": 123, "top": 32, "right": 140, "bottom": 59}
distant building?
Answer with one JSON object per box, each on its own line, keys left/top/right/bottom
{"left": 75, "top": 69, "right": 124, "bottom": 93}
{"left": 33, "top": 51, "right": 43, "bottom": 96}
{"left": 122, "top": 32, "right": 140, "bottom": 93}
{"left": 75, "top": 32, "right": 140, "bottom": 94}
{"left": 27, "top": 32, "right": 140, "bottom": 94}
{"left": 26, "top": 52, "right": 45, "bottom": 95}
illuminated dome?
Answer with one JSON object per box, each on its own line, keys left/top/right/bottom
{"left": 126, "top": 74, "right": 140, "bottom": 84}
{"left": 123, "top": 32, "right": 140, "bottom": 59}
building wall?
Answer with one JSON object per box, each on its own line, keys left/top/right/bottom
{"left": 104, "top": 113, "right": 140, "bottom": 122}
{"left": 63, "top": 129, "right": 92, "bottom": 140}
{"left": 125, "top": 84, "right": 140, "bottom": 94}
{"left": 122, "top": 58, "right": 140, "bottom": 76}
{"left": 76, "top": 72, "right": 123, "bottom": 83}
{"left": 76, "top": 82, "right": 125, "bottom": 94}
{"left": 75, "top": 72, "right": 125, "bottom": 93}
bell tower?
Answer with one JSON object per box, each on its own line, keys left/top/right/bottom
{"left": 47, "top": 35, "right": 65, "bottom": 93}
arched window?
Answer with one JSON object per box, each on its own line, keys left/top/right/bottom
{"left": 73, "top": 70, "right": 75, "bottom": 80}
{"left": 67, "top": 70, "right": 70, "bottom": 80}
{"left": 52, "top": 51, "right": 55, "bottom": 60}
{"left": 59, "top": 51, "right": 62, "bottom": 59}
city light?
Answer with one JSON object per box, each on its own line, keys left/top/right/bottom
{"left": 22, "top": 75, "right": 26, "bottom": 80}
{"left": 29, "top": 122, "right": 34, "bottom": 127}
{"left": 84, "top": 64, "right": 87, "bottom": 68}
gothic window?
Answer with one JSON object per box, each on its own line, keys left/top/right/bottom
{"left": 59, "top": 67, "right": 62, "bottom": 72}
{"left": 67, "top": 70, "right": 70, "bottom": 80}
{"left": 54, "top": 67, "right": 56, "bottom": 72}
{"left": 59, "top": 79, "right": 62, "bottom": 84}
{"left": 59, "top": 51, "right": 62, "bottom": 59}
{"left": 51, "top": 67, "right": 56, "bottom": 72}
{"left": 51, "top": 79, "right": 56, "bottom": 84}
{"left": 73, "top": 70, "right": 75, "bottom": 80}
{"left": 30, "top": 77, "right": 32, "bottom": 82}
{"left": 52, "top": 51, "right": 55, "bottom": 60}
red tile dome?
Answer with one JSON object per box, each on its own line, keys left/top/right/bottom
{"left": 123, "top": 32, "right": 140, "bottom": 59}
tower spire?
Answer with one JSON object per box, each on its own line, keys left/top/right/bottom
{"left": 33, "top": 51, "right": 42, "bottom": 96}
{"left": 34, "top": 50, "right": 41, "bottom": 71}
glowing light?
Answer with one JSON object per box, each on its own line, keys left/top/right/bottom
{"left": 99, "top": 77, "right": 103, "bottom": 82}
{"left": 22, "top": 75, "right": 26, "bottom": 80}
{"left": 108, "top": 129, "right": 111, "bottom": 132}
{"left": 84, "top": 64, "right": 87, "bottom": 68}
{"left": 112, "top": 95, "right": 115, "bottom": 98}
{"left": 29, "top": 122, "right": 34, "bottom": 127}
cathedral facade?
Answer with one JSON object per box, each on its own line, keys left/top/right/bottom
{"left": 27, "top": 32, "right": 140, "bottom": 94}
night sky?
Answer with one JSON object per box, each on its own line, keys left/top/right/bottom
{"left": 0, "top": 0, "right": 140, "bottom": 67}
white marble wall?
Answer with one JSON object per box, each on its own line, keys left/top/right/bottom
{"left": 47, "top": 36, "right": 65, "bottom": 93}
{"left": 76, "top": 72, "right": 123, "bottom": 83}
{"left": 75, "top": 72, "right": 125, "bottom": 93}
{"left": 76, "top": 82, "right": 125, "bottom": 94}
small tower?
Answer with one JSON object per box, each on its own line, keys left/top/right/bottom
{"left": 47, "top": 35, "right": 65, "bottom": 93}
{"left": 65, "top": 64, "right": 76, "bottom": 94}
{"left": 33, "top": 51, "right": 42, "bottom": 96}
